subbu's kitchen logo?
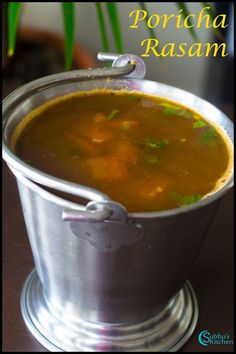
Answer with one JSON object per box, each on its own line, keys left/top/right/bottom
{"left": 198, "top": 330, "right": 234, "bottom": 346}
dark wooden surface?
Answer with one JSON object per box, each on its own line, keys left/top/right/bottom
{"left": 3, "top": 105, "right": 234, "bottom": 352}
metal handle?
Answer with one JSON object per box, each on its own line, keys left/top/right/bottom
{"left": 3, "top": 52, "right": 146, "bottom": 127}
{"left": 97, "top": 53, "right": 120, "bottom": 62}
{"left": 62, "top": 201, "right": 128, "bottom": 223}
{"left": 3, "top": 52, "right": 147, "bottom": 224}
{"left": 63, "top": 201, "right": 144, "bottom": 252}
{"left": 62, "top": 208, "right": 112, "bottom": 222}
{"left": 98, "top": 52, "right": 146, "bottom": 79}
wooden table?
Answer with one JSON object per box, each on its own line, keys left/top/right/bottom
{"left": 3, "top": 105, "right": 234, "bottom": 352}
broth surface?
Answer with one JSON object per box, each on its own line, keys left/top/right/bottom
{"left": 12, "top": 90, "right": 233, "bottom": 212}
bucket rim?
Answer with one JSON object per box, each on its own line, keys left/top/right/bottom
{"left": 2, "top": 73, "right": 234, "bottom": 219}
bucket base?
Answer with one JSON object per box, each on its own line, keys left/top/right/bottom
{"left": 21, "top": 270, "right": 198, "bottom": 352}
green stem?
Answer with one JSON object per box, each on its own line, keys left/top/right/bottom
{"left": 139, "top": 2, "right": 157, "bottom": 40}
{"left": 61, "top": 2, "right": 75, "bottom": 70}
{"left": 202, "top": 2, "right": 225, "bottom": 42}
{"left": 176, "top": 2, "right": 198, "bottom": 41}
{"left": 105, "top": 3, "right": 124, "bottom": 53}
{"left": 95, "top": 3, "right": 109, "bottom": 52}
{"left": 8, "top": 2, "right": 22, "bottom": 56}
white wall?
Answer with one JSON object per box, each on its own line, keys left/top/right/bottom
{"left": 20, "top": 2, "right": 215, "bottom": 96}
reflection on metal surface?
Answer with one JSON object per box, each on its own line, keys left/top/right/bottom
{"left": 21, "top": 270, "right": 198, "bottom": 352}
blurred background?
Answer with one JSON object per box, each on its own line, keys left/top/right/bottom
{"left": 2, "top": 2, "right": 234, "bottom": 106}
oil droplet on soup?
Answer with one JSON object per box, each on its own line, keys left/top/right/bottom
{"left": 12, "top": 90, "right": 233, "bottom": 212}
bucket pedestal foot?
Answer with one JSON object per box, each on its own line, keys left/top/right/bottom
{"left": 21, "top": 269, "right": 198, "bottom": 352}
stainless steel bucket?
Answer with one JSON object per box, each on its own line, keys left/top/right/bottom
{"left": 2, "top": 54, "right": 234, "bottom": 352}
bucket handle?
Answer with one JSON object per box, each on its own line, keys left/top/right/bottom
{"left": 62, "top": 200, "right": 129, "bottom": 223}
{"left": 9, "top": 166, "right": 114, "bottom": 222}
{"left": 62, "top": 208, "right": 112, "bottom": 222}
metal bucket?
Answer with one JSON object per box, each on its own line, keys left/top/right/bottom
{"left": 2, "top": 54, "right": 234, "bottom": 352}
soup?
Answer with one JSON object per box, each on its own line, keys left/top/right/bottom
{"left": 11, "top": 90, "right": 233, "bottom": 212}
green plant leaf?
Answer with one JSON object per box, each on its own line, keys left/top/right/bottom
{"left": 105, "top": 3, "right": 123, "bottom": 53}
{"left": 170, "top": 192, "right": 202, "bottom": 206}
{"left": 127, "top": 95, "right": 142, "bottom": 102}
{"left": 95, "top": 3, "right": 109, "bottom": 52}
{"left": 158, "top": 102, "right": 192, "bottom": 119}
{"left": 145, "top": 154, "right": 159, "bottom": 164}
{"left": 200, "top": 127, "right": 218, "bottom": 146}
{"left": 141, "top": 138, "right": 169, "bottom": 150}
{"left": 193, "top": 120, "right": 207, "bottom": 128}
{"left": 139, "top": 2, "right": 157, "bottom": 40}
{"left": 138, "top": 3, "right": 162, "bottom": 56}
{"left": 201, "top": 2, "right": 225, "bottom": 42}
{"left": 176, "top": 2, "right": 198, "bottom": 41}
{"left": 61, "top": 3, "right": 75, "bottom": 70}
{"left": 107, "top": 109, "right": 119, "bottom": 120}
{"left": 8, "top": 2, "right": 22, "bottom": 56}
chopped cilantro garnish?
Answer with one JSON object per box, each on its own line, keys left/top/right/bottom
{"left": 201, "top": 127, "right": 218, "bottom": 146}
{"left": 193, "top": 120, "right": 207, "bottom": 128}
{"left": 121, "top": 121, "right": 132, "bottom": 131}
{"left": 128, "top": 96, "right": 141, "bottom": 102}
{"left": 163, "top": 108, "right": 175, "bottom": 115}
{"left": 107, "top": 109, "right": 119, "bottom": 120}
{"left": 142, "top": 138, "right": 169, "bottom": 150}
{"left": 170, "top": 192, "right": 202, "bottom": 206}
{"left": 157, "top": 102, "right": 192, "bottom": 119}
{"left": 158, "top": 102, "right": 180, "bottom": 110}
{"left": 145, "top": 155, "right": 159, "bottom": 164}
{"left": 193, "top": 113, "right": 202, "bottom": 120}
